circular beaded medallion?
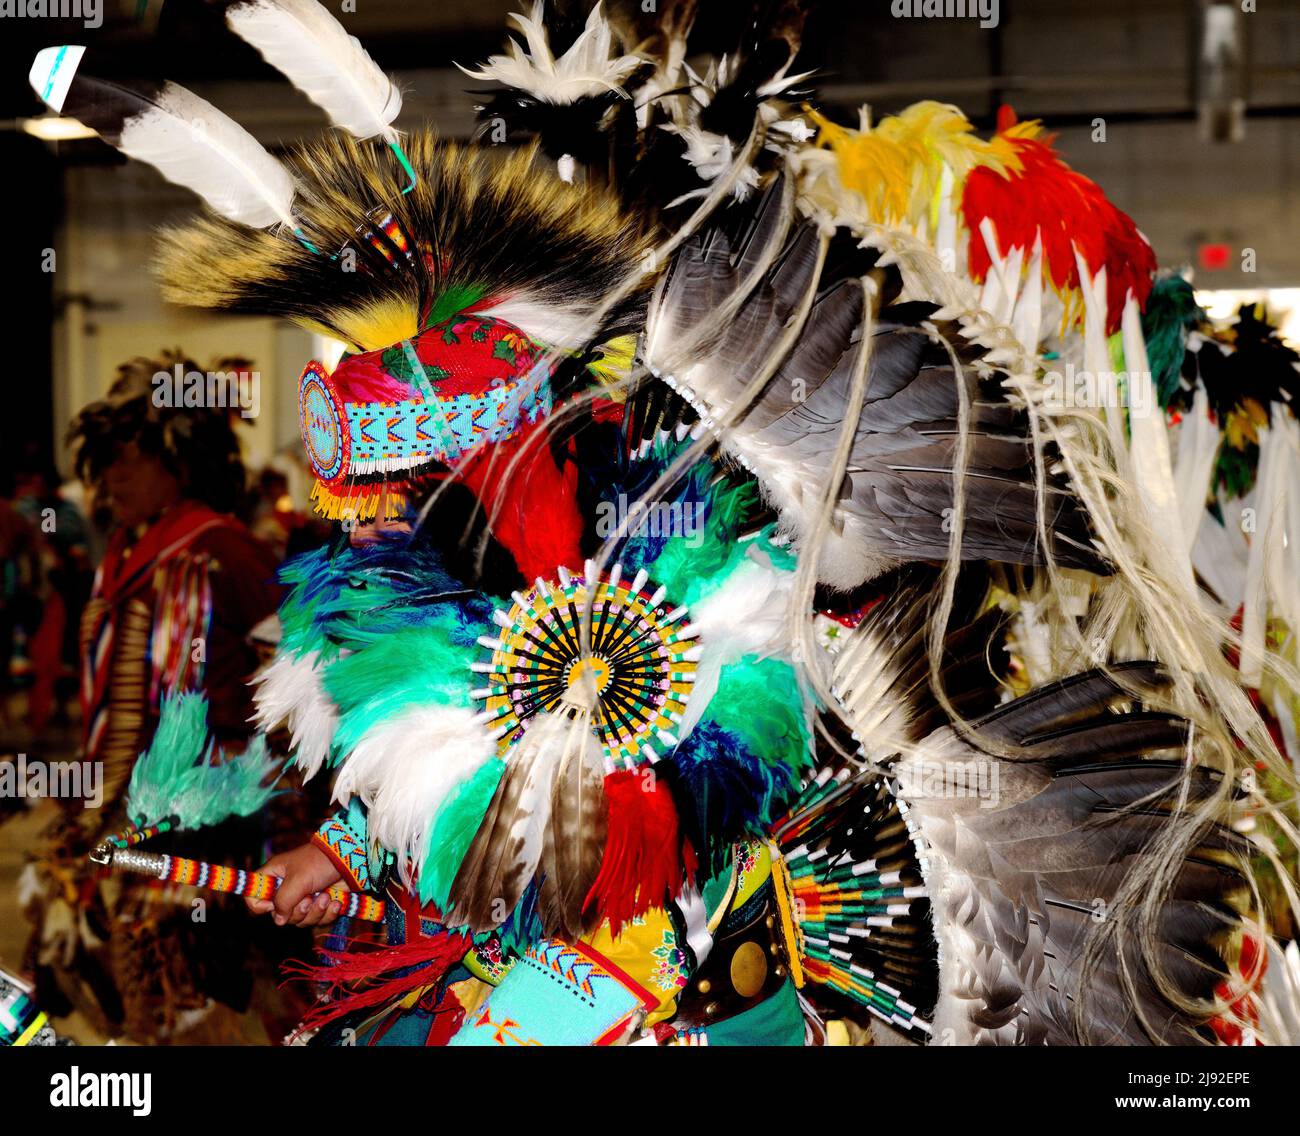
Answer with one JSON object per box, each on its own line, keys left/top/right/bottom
{"left": 298, "top": 361, "right": 347, "bottom": 483}
{"left": 472, "top": 561, "right": 700, "bottom": 767}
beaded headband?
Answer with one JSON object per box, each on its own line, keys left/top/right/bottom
{"left": 298, "top": 312, "right": 554, "bottom": 521}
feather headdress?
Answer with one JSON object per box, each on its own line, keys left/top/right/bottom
{"left": 962, "top": 106, "right": 1156, "bottom": 333}
{"left": 153, "top": 129, "right": 653, "bottom": 353}
{"left": 222, "top": 0, "right": 403, "bottom": 143}
{"left": 458, "top": 1, "right": 644, "bottom": 105}
{"left": 810, "top": 100, "right": 1016, "bottom": 230}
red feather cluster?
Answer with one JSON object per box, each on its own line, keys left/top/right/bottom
{"left": 962, "top": 107, "right": 1155, "bottom": 334}
{"left": 585, "top": 768, "right": 696, "bottom": 937}
{"left": 453, "top": 419, "right": 584, "bottom": 582}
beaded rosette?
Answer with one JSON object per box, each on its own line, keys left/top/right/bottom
{"left": 471, "top": 561, "right": 702, "bottom": 768}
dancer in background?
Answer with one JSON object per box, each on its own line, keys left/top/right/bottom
{"left": 19, "top": 350, "right": 298, "bottom": 1043}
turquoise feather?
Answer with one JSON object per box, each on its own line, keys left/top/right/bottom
{"left": 616, "top": 438, "right": 765, "bottom": 607}
{"left": 1140, "top": 275, "right": 1201, "bottom": 408}
{"left": 711, "top": 655, "right": 812, "bottom": 790}
{"left": 125, "top": 692, "right": 282, "bottom": 830}
{"left": 326, "top": 623, "right": 486, "bottom": 758}
{"left": 418, "top": 757, "right": 505, "bottom": 907}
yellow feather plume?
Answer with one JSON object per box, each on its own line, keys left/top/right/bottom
{"left": 811, "top": 101, "right": 1019, "bottom": 229}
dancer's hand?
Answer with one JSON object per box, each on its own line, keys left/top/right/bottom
{"left": 247, "top": 842, "right": 345, "bottom": 927}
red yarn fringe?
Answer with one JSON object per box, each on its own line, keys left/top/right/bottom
{"left": 283, "top": 929, "right": 471, "bottom": 1039}
{"left": 584, "top": 769, "right": 695, "bottom": 937}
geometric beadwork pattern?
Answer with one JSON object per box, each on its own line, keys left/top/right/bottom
{"left": 471, "top": 560, "right": 700, "bottom": 768}
{"left": 298, "top": 358, "right": 553, "bottom": 486}
{"left": 299, "top": 362, "right": 348, "bottom": 482}
{"left": 314, "top": 815, "right": 371, "bottom": 892}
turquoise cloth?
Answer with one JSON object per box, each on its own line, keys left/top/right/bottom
{"left": 449, "top": 939, "right": 643, "bottom": 1046}
{"left": 698, "top": 979, "right": 805, "bottom": 1046}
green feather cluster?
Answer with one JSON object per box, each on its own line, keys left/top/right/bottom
{"left": 326, "top": 622, "right": 484, "bottom": 758}
{"left": 417, "top": 758, "right": 505, "bottom": 907}
{"left": 276, "top": 545, "right": 347, "bottom": 659}
{"left": 1141, "top": 275, "right": 1202, "bottom": 408}
{"left": 711, "top": 656, "right": 812, "bottom": 782}
{"left": 617, "top": 439, "right": 774, "bottom": 607}
{"left": 126, "top": 692, "right": 281, "bottom": 831}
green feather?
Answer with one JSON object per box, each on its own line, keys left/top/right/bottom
{"left": 326, "top": 625, "right": 479, "bottom": 757}
{"left": 640, "top": 466, "right": 760, "bottom": 607}
{"left": 1141, "top": 275, "right": 1202, "bottom": 407}
{"left": 711, "top": 656, "right": 812, "bottom": 777}
{"left": 418, "top": 758, "right": 505, "bottom": 907}
{"left": 426, "top": 284, "right": 487, "bottom": 330}
{"left": 126, "top": 693, "right": 282, "bottom": 830}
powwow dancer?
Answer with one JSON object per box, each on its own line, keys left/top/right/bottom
{"left": 17, "top": 352, "right": 294, "bottom": 1043}
{"left": 30, "top": 0, "right": 1300, "bottom": 1045}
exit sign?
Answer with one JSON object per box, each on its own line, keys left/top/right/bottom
{"left": 1198, "top": 242, "right": 1233, "bottom": 271}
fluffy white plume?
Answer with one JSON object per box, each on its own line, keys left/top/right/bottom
{"left": 1240, "top": 405, "right": 1300, "bottom": 685}
{"left": 475, "top": 296, "right": 601, "bottom": 350}
{"left": 1121, "top": 295, "right": 1192, "bottom": 591}
{"left": 331, "top": 703, "right": 496, "bottom": 885}
{"left": 672, "top": 546, "right": 796, "bottom": 736}
{"left": 1259, "top": 938, "right": 1300, "bottom": 1045}
{"left": 225, "top": 0, "right": 402, "bottom": 141}
{"left": 458, "top": 1, "right": 642, "bottom": 104}
{"left": 252, "top": 650, "right": 338, "bottom": 780}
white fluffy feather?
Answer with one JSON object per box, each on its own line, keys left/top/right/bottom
{"left": 475, "top": 296, "right": 599, "bottom": 351}
{"left": 331, "top": 703, "right": 496, "bottom": 885}
{"left": 1259, "top": 938, "right": 1300, "bottom": 1045}
{"left": 1174, "top": 387, "right": 1220, "bottom": 560}
{"left": 1240, "top": 406, "right": 1300, "bottom": 685}
{"left": 226, "top": 0, "right": 402, "bottom": 141}
{"left": 458, "top": 1, "right": 641, "bottom": 104}
{"left": 677, "top": 546, "right": 795, "bottom": 737}
{"left": 114, "top": 82, "right": 295, "bottom": 228}
{"left": 252, "top": 650, "right": 338, "bottom": 780}
{"left": 1122, "top": 295, "right": 1192, "bottom": 590}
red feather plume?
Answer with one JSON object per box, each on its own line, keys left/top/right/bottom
{"left": 584, "top": 768, "right": 696, "bottom": 937}
{"left": 453, "top": 418, "right": 585, "bottom": 581}
{"left": 962, "top": 105, "right": 1156, "bottom": 333}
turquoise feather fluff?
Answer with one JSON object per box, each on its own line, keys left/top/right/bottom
{"left": 710, "top": 655, "right": 812, "bottom": 800}
{"left": 1140, "top": 275, "right": 1202, "bottom": 408}
{"left": 326, "top": 622, "right": 487, "bottom": 758}
{"left": 615, "top": 438, "right": 765, "bottom": 607}
{"left": 125, "top": 692, "right": 282, "bottom": 830}
{"left": 668, "top": 655, "right": 812, "bottom": 869}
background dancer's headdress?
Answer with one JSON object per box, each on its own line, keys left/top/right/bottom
{"left": 67, "top": 349, "right": 251, "bottom": 518}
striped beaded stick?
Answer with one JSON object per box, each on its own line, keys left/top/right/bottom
{"left": 108, "top": 820, "right": 173, "bottom": 849}
{"left": 105, "top": 847, "right": 386, "bottom": 922}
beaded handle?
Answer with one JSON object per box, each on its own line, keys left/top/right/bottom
{"left": 105, "top": 847, "right": 386, "bottom": 922}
